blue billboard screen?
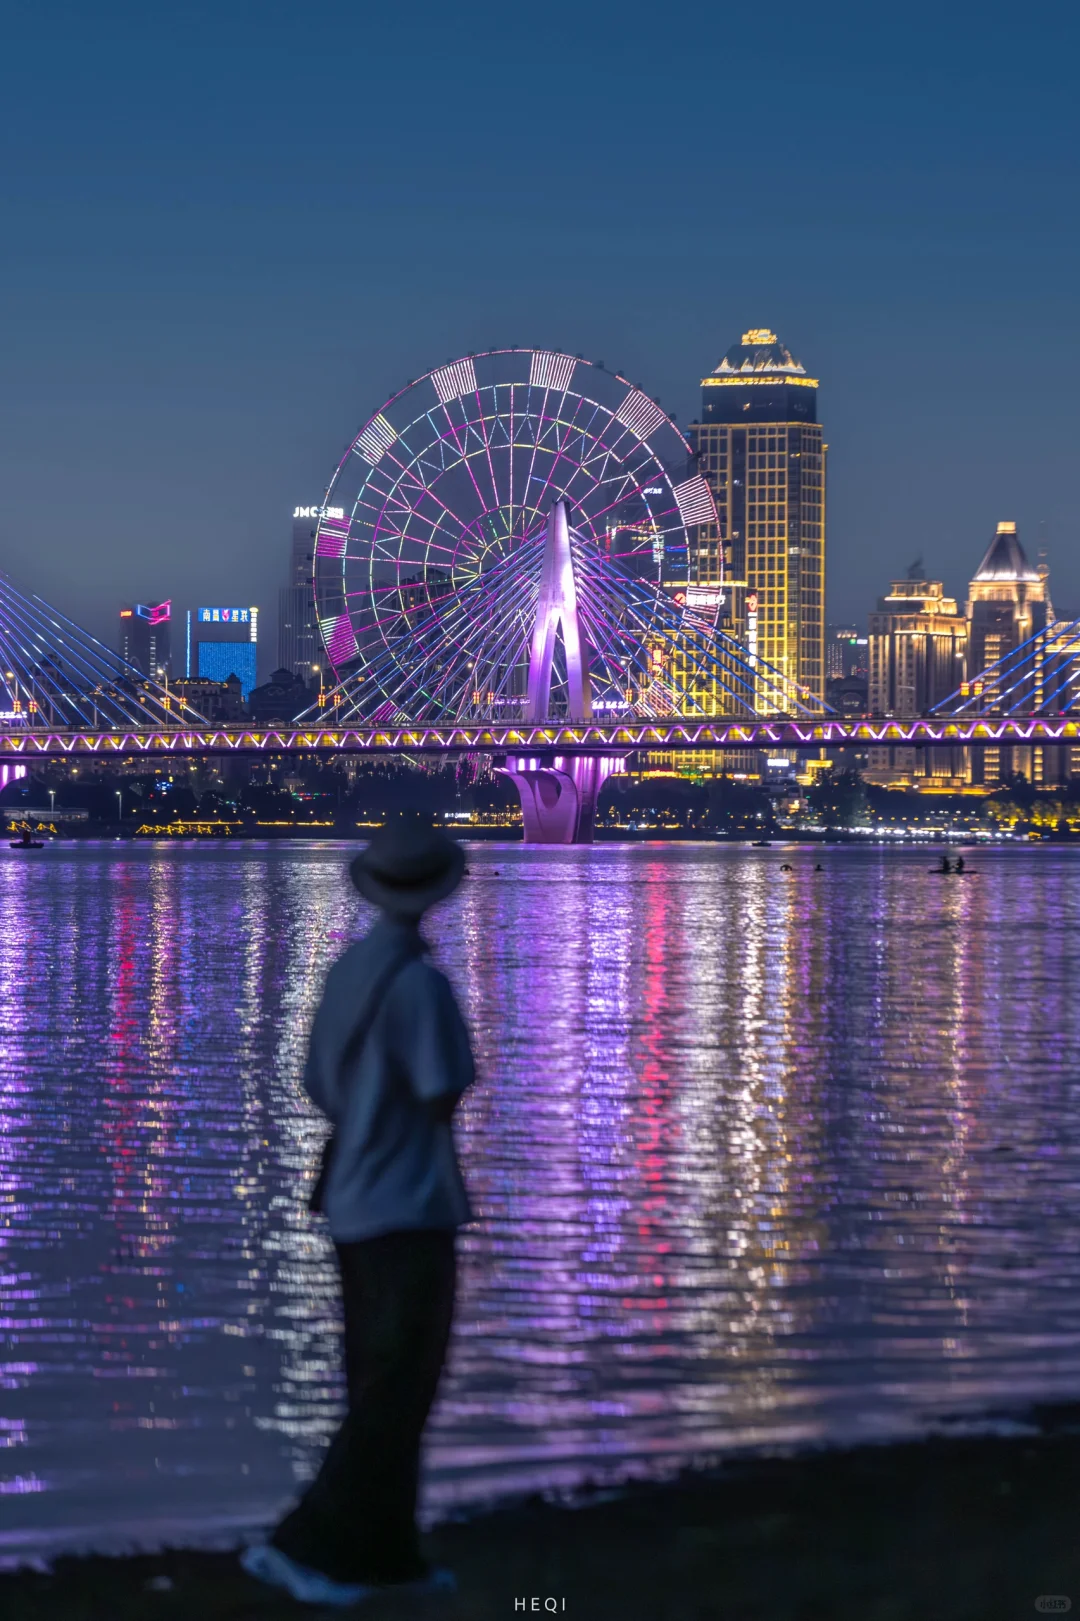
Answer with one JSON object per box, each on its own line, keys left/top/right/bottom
{"left": 198, "top": 641, "right": 257, "bottom": 699}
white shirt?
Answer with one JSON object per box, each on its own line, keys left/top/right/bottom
{"left": 303, "top": 916, "right": 475, "bottom": 1242}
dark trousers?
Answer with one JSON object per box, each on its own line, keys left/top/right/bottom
{"left": 271, "top": 1228, "right": 457, "bottom": 1584}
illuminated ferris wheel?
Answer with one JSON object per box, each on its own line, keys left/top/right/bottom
{"left": 309, "top": 347, "right": 808, "bottom": 724}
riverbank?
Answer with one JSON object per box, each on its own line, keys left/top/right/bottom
{"left": 4, "top": 1412, "right": 1078, "bottom": 1620}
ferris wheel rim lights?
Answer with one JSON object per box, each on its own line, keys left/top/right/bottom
{"left": 310, "top": 347, "right": 723, "bottom": 725}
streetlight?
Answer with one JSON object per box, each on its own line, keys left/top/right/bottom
{"left": 313, "top": 664, "right": 326, "bottom": 707}
{"left": 48, "top": 789, "right": 56, "bottom": 819}
{"left": 116, "top": 789, "right": 123, "bottom": 830}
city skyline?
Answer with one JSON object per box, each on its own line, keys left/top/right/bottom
{"left": 0, "top": 4, "right": 1076, "bottom": 650}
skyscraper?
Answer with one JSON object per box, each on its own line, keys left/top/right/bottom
{"left": 966, "top": 522, "right": 1050, "bottom": 678}
{"left": 965, "top": 522, "right": 1053, "bottom": 786}
{"left": 278, "top": 506, "right": 330, "bottom": 678}
{"left": 194, "top": 605, "right": 259, "bottom": 699}
{"left": 689, "top": 330, "right": 825, "bottom": 708}
{"left": 119, "top": 601, "right": 171, "bottom": 677}
{"left": 866, "top": 576, "right": 967, "bottom": 787}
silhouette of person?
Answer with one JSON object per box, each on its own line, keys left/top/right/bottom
{"left": 955, "top": 856, "right": 965, "bottom": 874}
{"left": 780, "top": 863, "right": 793, "bottom": 871}
{"left": 244, "top": 820, "right": 471, "bottom": 1606}
{"left": 940, "top": 855, "right": 951, "bottom": 873}
{"left": 814, "top": 863, "right": 823, "bottom": 872}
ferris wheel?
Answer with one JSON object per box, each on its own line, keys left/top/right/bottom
{"left": 309, "top": 347, "right": 792, "bottom": 724}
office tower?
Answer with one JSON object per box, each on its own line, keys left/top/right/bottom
{"left": 194, "top": 605, "right": 259, "bottom": 700}
{"left": 277, "top": 584, "right": 321, "bottom": 679}
{"left": 290, "top": 507, "right": 318, "bottom": 587}
{"left": 827, "top": 624, "right": 868, "bottom": 680}
{"left": 866, "top": 576, "right": 967, "bottom": 787}
{"left": 965, "top": 522, "right": 1053, "bottom": 786}
{"left": 277, "top": 508, "right": 327, "bottom": 680}
{"left": 118, "top": 601, "right": 171, "bottom": 678}
{"left": 278, "top": 506, "right": 329, "bottom": 678}
{"left": 688, "top": 329, "right": 825, "bottom": 709}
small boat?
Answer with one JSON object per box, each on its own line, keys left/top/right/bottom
{"left": 9, "top": 839, "right": 44, "bottom": 849}
{"left": 751, "top": 839, "right": 772, "bottom": 847}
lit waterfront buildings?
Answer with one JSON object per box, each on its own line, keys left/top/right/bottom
{"left": 866, "top": 576, "right": 967, "bottom": 787}
{"left": 689, "top": 328, "right": 826, "bottom": 709}
{"left": 862, "top": 522, "right": 1075, "bottom": 790}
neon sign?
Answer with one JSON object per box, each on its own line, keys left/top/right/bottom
{"left": 198, "top": 608, "right": 252, "bottom": 624}
{"left": 122, "top": 602, "right": 170, "bottom": 623}
{"left": 294, "top": 505, "right": 345, "bottom": 520}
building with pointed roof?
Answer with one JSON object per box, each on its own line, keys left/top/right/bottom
{"left": 967, "top": 522, "right": 1050, "bottom": 678}
{"left": 971, "top": 521, "right": 1043, "bottom": 587}
{"left": 966, "top": 522, "right": 1053, "bottom": 786}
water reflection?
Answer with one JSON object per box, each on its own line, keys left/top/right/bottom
{"left": 2, "top": 842, "right": 1080, "bottom": 1553}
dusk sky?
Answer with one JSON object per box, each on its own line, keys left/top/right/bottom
{"left": 1, "top": 0, "right": 1077, "bottom": 659}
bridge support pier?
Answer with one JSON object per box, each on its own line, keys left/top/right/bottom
{"left": 498, "top": 755, "right": 625, "bottom": 845}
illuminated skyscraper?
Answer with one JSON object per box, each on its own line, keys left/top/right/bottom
{"left": 194, "top": 605, "right": 259, "bottom": 699}
{"left": 688, "top": 330, "right": 825, "bottom": 708}
{"left": 965, "top": 521, "right": 1053, "bottom": 786}
{"left": 966, "top": 521, "right": 1050, "bottom": 678}
{"left": 119, "top": 601, "right": 171, "bottom": 677}
{"left": 278, "top": 505, "right": 331, "bottom": 678}
{"left": 866, "top": 576, "right": 967, "bottom": 787}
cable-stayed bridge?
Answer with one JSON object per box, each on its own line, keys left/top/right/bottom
{"left": 5, "top": 345, "right": 1080, "bottom": 841}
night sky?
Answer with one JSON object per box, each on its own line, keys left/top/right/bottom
{"left": 1, "top": 0, "right": 1077, "bottom": 661}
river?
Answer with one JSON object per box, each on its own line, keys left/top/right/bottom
{"left": 2, "top": 840, "right": 1079, "bottom": 1560}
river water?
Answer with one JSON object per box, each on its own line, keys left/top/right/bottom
{"left": 2, "top": 839, "right": 1079, "bottom": 1560}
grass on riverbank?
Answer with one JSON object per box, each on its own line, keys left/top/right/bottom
{"left": 3, "top": 1413, "right": 1079, "bottom": 1620}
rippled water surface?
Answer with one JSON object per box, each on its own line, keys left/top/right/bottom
{"left": 3, "top": 839, "right": 1080, "bottom": 1556}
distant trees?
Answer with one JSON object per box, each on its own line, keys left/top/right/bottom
{"left": 805, "top": 769, "right": 867, "bottom": 828}
{"left": 597, "top": 773, "right": 774, "bottom": 835}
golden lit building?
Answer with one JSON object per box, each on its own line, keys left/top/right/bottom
{"left": 966, "top": 522, "right": 1050, "bottom": 684}
{"left": 688, "top": 329, "right": 825, "bottom": 711}
{"left": 866, "top": 576, "right": 967, "bottom": 787}
{"left": 965, "top": 521, "right": 1053, "bottom": 786}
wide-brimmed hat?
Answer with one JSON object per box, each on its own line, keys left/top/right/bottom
{"left": 350, "top": 821, "right": 466, "bottom": 917}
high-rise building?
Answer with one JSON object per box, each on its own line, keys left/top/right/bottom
{"left": 119, "top": 601, "right": 171, "bottom": 678}
{"left": 279, "top": 505, "right": 331, "bottom": 679}
{"left": 866, "top": 577, "right": 967, "bottom": 787}
{"left": 964, "top": 522, "right": 1053, "bottom": 786}
{"left": 688, "top": 328, "right": 825, "bottom": 710}
{"left": 827, "top": 624, "right": 868, "bottom": 680}
{"left": 869, "top": 579, "right": 967, "bottom": 716}
{"left": 192, "top": 605, "right": 259, "bottom": 700}
{"left": 966, "top": 522, "right": 1050, "bottom": 679}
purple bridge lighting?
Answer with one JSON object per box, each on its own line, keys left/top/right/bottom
{"left": 4, "top": 714, "right": 1080, "bottom": 760}
{"left": 6, "top": 347, "right": 1080, "bottom": 844}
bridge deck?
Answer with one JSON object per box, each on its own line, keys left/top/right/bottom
{"left": 1, "top": 716, "right": 1078, "bottom": 758}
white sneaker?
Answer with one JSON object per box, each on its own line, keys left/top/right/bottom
{"left": 240, "top": 1542, "right": 374, "bottom": 1607}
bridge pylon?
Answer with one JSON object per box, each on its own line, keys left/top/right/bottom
{"left": 501, "top": 501, "right": 618, "bottom": 843}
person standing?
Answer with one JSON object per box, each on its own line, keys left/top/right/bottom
{"left": 242, "top": 819, "right": 473, "bottom": 1607}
